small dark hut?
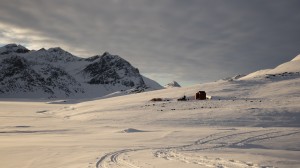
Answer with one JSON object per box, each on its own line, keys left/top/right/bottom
{"left": 195, "top": 91, "right": 206, "bottom": 100}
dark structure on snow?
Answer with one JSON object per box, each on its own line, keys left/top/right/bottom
{"left": 195, "top": 91, "right": 206, "bottom": 100}
{"left": 177, "top": 95, "right": 187, "bottom": 101}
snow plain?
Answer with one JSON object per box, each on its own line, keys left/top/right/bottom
{"left": 0, "top": 56, "right": 300, "bottom": 168}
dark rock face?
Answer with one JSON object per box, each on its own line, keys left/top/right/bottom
{"left": 83, "top": 53, "right": 145, "bottom": 87}
{"left": 0, "top": 44, "right": 155, "bottom": 98}
{"left": 0, "top": 56, "right": 52, "bottom": 95}
{"left": 0, "top": 55, "right": 83, "bottom": 97}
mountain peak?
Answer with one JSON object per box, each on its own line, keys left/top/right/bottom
{"left": 4, "top": 43, "right": 18, "bottom": 47}
{"left": 164, "top": 81, "right": 181, "bottom": 88}
{"left": 100, "top": 52, "right": 123, "bottom": 61}
{"left": 45, "top": 47, "right": 79, "bottom": 62}
{"left": 48, "top": 47, "right": 68, "bottom": 53}
{"left": 0, "top": 43, "right": 29, "bottom": 55}
{"left": 102, "top": 51, "right": 110, "bottom": 56}
{"left": 83, "top": 52, "right": 144, "bottom": 87}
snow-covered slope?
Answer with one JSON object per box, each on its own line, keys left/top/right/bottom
{"left": 0, "top": 44, "right": 162, "bottom": 98}
{"left": 142, "top": 76, "right": 164, "bottom": 90}
{"left": 53, "top": 54, "right": 300, "bottom": 127}
{"left": 240, "top": 55, "right": 300, "bottom": 80}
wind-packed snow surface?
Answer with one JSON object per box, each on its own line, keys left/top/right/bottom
{"left": 0, "top": 54, "right": 299, "bottom": 168}
{"left": 0, "top": 44, "right": 163, "bottom": 99}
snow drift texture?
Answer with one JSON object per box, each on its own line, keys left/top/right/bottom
{"left": 0, "top": 44, "right": 163, "bottom": 98}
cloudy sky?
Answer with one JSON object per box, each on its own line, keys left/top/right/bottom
{"left": 0, "top": 0, "right": 300, "bottom": 86}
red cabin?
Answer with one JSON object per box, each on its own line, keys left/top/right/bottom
{"left": 195, "top": 91, "right": 206, "bottom": 100}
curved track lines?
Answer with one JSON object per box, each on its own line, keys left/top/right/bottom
{"left": 95, "top": 129, "right": 300, "bottom": 168}
{"left": 96, "top": 149, "right": 142, "bottom": 168}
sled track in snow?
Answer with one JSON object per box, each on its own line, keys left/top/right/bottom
{"left": 95, "top": 129, "right": 300, "bottom": 168}
{"left": 154, "top": 129, "right": 300, "bottom": 168}
{"left": 96, "top": 149, "right": 144, "bottom": 168}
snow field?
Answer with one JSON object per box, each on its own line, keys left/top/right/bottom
{"left": 1, "top": 55, "right": 300, "bottom": 167}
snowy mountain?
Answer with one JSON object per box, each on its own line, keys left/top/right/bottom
{"left": 1, "top": 54, "right": 300, "bottom": 168}
{"left": 0, "top": 44, "right": 29, "bottom": 54}
{"left": 222, "top": 74, "right": 246, "bottom": 81}
{"left": 164, "top": 81, "right": 181, "bottom": 88}
{"left": 0, "top": 44, "right": 163, "bottom": 98}
{"left": 240, "top": 54, "right": 300, "bottom": 80}
{"left": 142, "top": 76, "right": 164, "bottom": 90}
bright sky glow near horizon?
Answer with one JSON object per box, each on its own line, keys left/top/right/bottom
{"left": 0, "top": 0, "right": 300, "bottom": 86}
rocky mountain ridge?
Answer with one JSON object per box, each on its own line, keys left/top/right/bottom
{"left": 0, "top": 44, "right": 162, "bottom": 98}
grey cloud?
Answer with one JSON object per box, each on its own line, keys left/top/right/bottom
{"left": 0, "top": 0, "right": 300, "bottom": 85}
